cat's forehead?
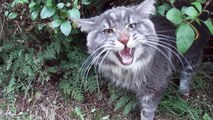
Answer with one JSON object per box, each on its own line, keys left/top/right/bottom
{"left": 100, "top": 7, "right": 137, "bottom": 28}
{"left": 104, "top": 7, "right": 132, "bottom": 18}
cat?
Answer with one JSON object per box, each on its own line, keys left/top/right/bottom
{"left": 75, "top": 0, "right": 209, "bottom": 119}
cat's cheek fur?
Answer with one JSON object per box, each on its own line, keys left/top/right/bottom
{"left": 86, "top": 31, "right": 104, "bottom": 54}
{"left": 127, "top": 35, "right": 138, "bottom": 48}
{"left": 86, "top": 32, "right": 96, "bottom": 53}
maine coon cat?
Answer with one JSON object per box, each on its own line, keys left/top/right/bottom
{"left": 75, "top": 0, "right": 209, "bottom": 119}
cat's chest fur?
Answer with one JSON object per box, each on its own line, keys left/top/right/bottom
{"left": 98, "top": 54, "right": 171, "bottom": 94}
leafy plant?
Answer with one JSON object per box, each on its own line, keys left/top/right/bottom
{"left": 158, "top": 0, "right": 213, "bottom": 53}
{"left": 203, "top": 113, "right": 212, "bottom": 120}
{"left": 4, "top": 0, "right": 81, "bottom": 36}
{"left": 74, "top": 107, "right": 85, "bottom": 120}
{"left": 108, "top": 86, "right": 137, "bottom": 115}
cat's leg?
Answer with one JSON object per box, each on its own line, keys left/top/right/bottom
{"left": 140, "top": 93, "right": 163, "bottom": 120}
{"left": 179, "top": 52, "right": 202, "bottom": 96}
{"left": 179, "top": 69, "right": 193, "bottom": 96}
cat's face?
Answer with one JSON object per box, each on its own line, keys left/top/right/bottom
{"left": 76, "top": 0, "right": 157, "bottom": 68}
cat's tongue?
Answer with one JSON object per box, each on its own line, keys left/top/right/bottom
{"left": 118, "top": 48, "right": 133, "bottom": 65}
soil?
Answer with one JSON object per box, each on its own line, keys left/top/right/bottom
{"left": 1, "top": 62, "right": 213, "bottom": 120}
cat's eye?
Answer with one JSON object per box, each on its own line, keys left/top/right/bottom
{"left": 128, "top": 23, "right": 138, "bottom": 29}
{"left": 103, "top": 29, "right": 114, "bottom": 34}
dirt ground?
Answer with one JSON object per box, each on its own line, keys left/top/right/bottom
{"left": 0, "top": 61, "right": 213, "bottom": 120}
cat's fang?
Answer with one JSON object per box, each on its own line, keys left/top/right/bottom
{"left": 118, "top": 48, "right": 133, "bottom": 65}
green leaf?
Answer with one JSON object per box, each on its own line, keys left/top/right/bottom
{"left": 46, "top": 0, "right": 53, "bottom": 7}
{"left": 11, "top": 1, "right": 17, "bottom": 7}
{"left": 21, "top": 0, "right": 29, "bottom": 4}
{"left": 191, "top": 2, "right": 202, "bottom": 13}
{"left": 166, "top": 8, "right": 183, "bottom": 25}
{"left": 65, "top": 3, "right": 71, "bottom": 7}
{"left": 102, "top": 115, "right": 110, "bottom": 120}
{"left": 73, "top": 0, "right": 78, "bottom": 8}
{"left": 8, "top": 12, "right": 18, "bottom": 19}
{"left": 29, "top": 1, "right": 36, "bottom": 8}
{"left": 185, "top": 6, "right": 199, "bottom": 18}
{"left": 57, "top": 3, "right": 65, "bottom": 9}
{"left": 23, "top": 66, "right": 34, "bottom": 76}
{"left": 169, "top": 0, "right": 176, "bottom": 4}
{"left": 7, "top": 73, "right": 16, "bottom": 94}
{"left": 75, "top": 107, "right": 85, "bottom": 120}
{"left": 49, "top": 19, "right": 63, "bottom": 28}
{"left": 6, "top": 60, "right": 12, "bottom": 70}
{"left": 47, "top": 67, "right": 57, "bottom": 73}
{"left": 114, "top": 97, "right": 130, "bottom": 111}
{"left": 14, "top": 0, "right": 29, "bottom": 4}
{"left": 196, "top": 0, "right": 206, "bottom": 4}
{"left": 4, "top": 11, "right": 9, "bottom": 16}
{"left": 204, "top": 18, "right": 213, "bottom": 35}
{"left": 181, "top": 6, "right": 187, "bottom": 15}
{"left": 123, "top": 101, "right": 136, "bottom": 115}
{"left": 36, "top": 0, "right": 41, "bottom": 4}
{"left": 31, "top": 9, "right": 39, "bottom": 20}
{"left": 60, "top": 21, "right": 72, "bottom": 36}
{"left": 81, "top": 0, "right": 93, "bottom": 5}
{"left": 59, "top": 80, "right": 72, "bottom": 94}
{"left": 176, "top": 23, "right": 195, "bottom": 53}
{"left": 37, "top": 24, "right": 45, "bottom": 30}
{"left": 40, "top": 6, "right": 55, "bottom": 19}
{"left": 203, "top": 113, "right": 212, "bottom": 120}
{"left": 67, "top": 8, "right": 80, "bottom": 19}
{"left": 157, "top": 3, "right": 170, "bottom": 16}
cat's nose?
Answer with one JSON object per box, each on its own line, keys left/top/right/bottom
{"left": 118, "top": 33, "right": 129, "bottom": 45}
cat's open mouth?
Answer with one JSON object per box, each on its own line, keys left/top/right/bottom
{"left": 116, "top": 48, "right": 134, "bottom": 65}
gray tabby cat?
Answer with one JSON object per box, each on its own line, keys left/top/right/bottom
{"left": 75, "top": 0, "right": 209, "bottom": 119}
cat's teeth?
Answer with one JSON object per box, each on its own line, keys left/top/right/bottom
{"left": 118, "top": 48, "right": 133, "bottom": 65}
{"left": 121, "top": 56, "right": 133, "bottom": 65}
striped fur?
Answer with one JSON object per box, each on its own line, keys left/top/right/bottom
{"left": 76, "top": 0, "right": 209, "bottom": 119}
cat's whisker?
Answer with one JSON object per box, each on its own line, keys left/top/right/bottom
{"left": 134, "top": 36, "right": 176, "bottom": 70}
{"left": 78, "top": 45, "right": 114, "bottom": 81}
{"left": 141, "top": 42, "right": 176, "bottom": 71}
{"left": 84, "top": 50, "right": 112, "bottom": 81}
{"left": 145, "top": 34, "right": 176, "bottom": 41}
{"left": 156, "top": 34, "right": 176, "bottom": 40}
{"left": 81, "top": 46, "right": 115, "bottom": 82}
{"left": 81, "top": 49, "right": 109, "bottom": 82}
{"left": 98, "top": 51, "right": 111, "bottom": 73}
{"left": 145, "top": 41, "right": 184, "bottom": 65}
{"left": 156, "top": 29, "right": 175, "bottom": 33}
{"left": 134, "top": 33, "right": 175, "bottom": 43}
{"left": 80, "top": 44, "right": 114, "bottom": 68}
{"left": 148, "top": 38, "right": 190, "bottom": 64}
{"left": 144, "top": 40, "right": 192, "bottom": 71}
{"left": 78, "top": 46, "right": 105, "bottom": 76}
{"left": 80, "top": 49, "right": 114, "bottom": 81}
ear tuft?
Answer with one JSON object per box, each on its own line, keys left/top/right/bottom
{"left": 135, "top": 0, "right": 156, "bottom": 18}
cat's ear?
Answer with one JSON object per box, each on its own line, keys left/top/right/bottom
{"left": 73, "top": 16, "right": 98, "bottom": 32}
{"left": 135, "top": 0, "right": 156, "bottom": 18}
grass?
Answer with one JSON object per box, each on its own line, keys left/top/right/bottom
{"left": 0, "top": 63, "right": 212, "bottom": 120}
{"left": 157, "top": 66, "right": 213, "bottom": 120}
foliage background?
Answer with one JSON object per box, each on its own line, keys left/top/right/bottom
{"left": 0, "top": 0, "right": 212, "bottom": 119}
